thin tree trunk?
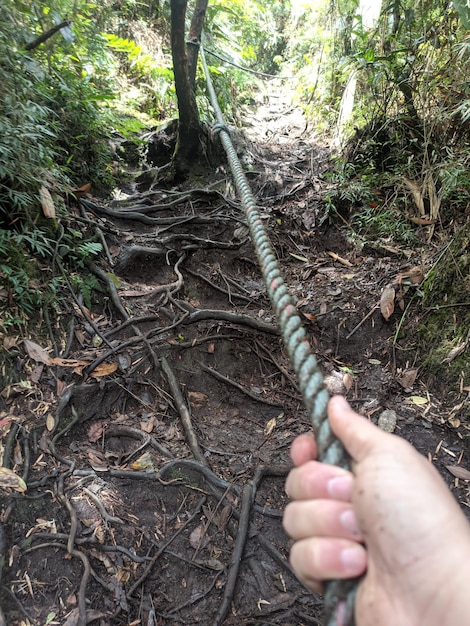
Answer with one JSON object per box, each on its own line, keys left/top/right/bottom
{"left": 187, "top": 0, "right": 209, "bottom": 88}
{"left": 170, "top": 0, "right": 201, "bottom": 167}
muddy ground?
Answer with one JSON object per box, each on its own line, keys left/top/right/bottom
{"left": 0, "top": 84, "right": 469, "bottom": 626}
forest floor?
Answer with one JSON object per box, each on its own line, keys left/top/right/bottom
{"left": 1, "top": 81, "right": 469, "bottom": 626}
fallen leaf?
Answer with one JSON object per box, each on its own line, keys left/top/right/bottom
{"left": 56, "top": 379, "right": 68, "bottom": 397}
{"left": 189, "top": 524, "right": 210, "bottom": 550}
{"left": 407, "top": 395, "right": 428, "bottom": 405}
{"left": 188, "top": 391, "right": 208, "bottom": 408}
{"left": 0, "top": 467, "right": 27, "bottom": 492}
{"left": 39, "top": 185, "right": 56, "bottom": 219}
{"left": 70, "top": 182, "right": 92, "bottom": 197}
{"left": 264, "top": 417, "right": 277, "bottom": 436}
{"left": 87, "top": 421, "right": 103, "bottom": 443}
{"left": 343, "top": 372, "right": 353, "bottom": 391}
{"left": 90, "top": 362, "right": 118, "bottom": 378}
{"left": 380, "top": 285, "right": 395, "bottom": 321}
{"left": 24, "top": 339, "right": 51, "bottom": 365}
{"left": 30, "top": 364, "right": 44, "bottom": 384}
{"left": 446, "top": 465, "right": 470, "bottom": 480}
{"left": 140, "top": 416, "right": 156, "bottom": 433}
{"left": 130, "top": 451, "right": 154, "bottom": 471}
{"left": 88, "top": 450, "right": 109, "bottom": 471}
{"left": 302, "top": 312, "right": 318, "bottom": 322}
{"left": 207, "top": 342, "right": 215, "bottom": 354}
{"left": 46, "top": 414, "right": 55, "bottom": 432}
{"left": 396, "top": 368, "right": 418, "bottom": 389}
{"left": 49, "top": 357, "right": 89, "bottom": 367}
{"left": 3, "top": 336, "right": 18, "bottom": 350}
{"left": 289, "top": 253, "right": 309, "bottom": 263}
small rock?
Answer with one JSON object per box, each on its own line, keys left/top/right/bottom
{"left": 324, "top": 371, "right": 347, "bottom": 396}
{"left": 378, "top": 409, "right": 397, "bottom": 433}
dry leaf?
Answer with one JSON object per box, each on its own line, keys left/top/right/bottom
{"left": 90, "top": 362, "right": 118, "bottom": 378}
{"left": 50, "top": 357, "right": 90, "bottom": 368}
{"left": 218, "top": 504, "right": 232, "bottom": 531}
{"left": 393, "top": 266, "right": 425, "bottom": 286}
{"left": 397, "top": 368, "right": 418, "bottom": 389}
{"left": 46, "top": 414, "right": 55, "bottom": 432}
{"left": 264, "top": 417, "right": 277, "bottom": 436}
{"left": 207, "top": 343, "right": 215, "bottom": 354}
{"left": 0, "top": 467, "right": 27, "bottom": 492}
{"left": 70, "top": 182, "right": 92, "bottom": 197}
{"left": 87, "top": 421, "right": 103, "bottom": 443}
{"left": 30, "top": 364, "right": 44, "bottom": 384}
{"left": 39, "top": 185, "right": 56, "bottom": 219}
{"left": 343, "top": 372, "right": 353, "bottom": 391}
{"left": 3, "top": 336, "right": 18, "bottom": 350}
{"left": 380, "top": 285, "right": 395, "bottom": 321}
{"left": 188, "top": 391, "right": 208, "bottom": 408}
{"left": 446, "top": 465, "right": 470, "bottom": 481}
{"left": 189, "top": 525, "right": 209, "bottom": 550}
{"left": 88, "top": 450, "right": 109, "bottom": 471}
{"left": 56, "top": 379, "right": 68, "bottom": 397}
{"left": 140, "top": 416, "right": 156, "bottom": 433}
{"left": 24, "top": 339, "right": 51, "bottom": 365}
{"left": 130, "top": 451, "right": 154, "bottom": 471}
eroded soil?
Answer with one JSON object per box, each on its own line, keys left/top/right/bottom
{"left": 0, "top": 83, "right": 469, "bottom": 626}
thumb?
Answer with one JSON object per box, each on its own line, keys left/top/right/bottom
{"left": 328, "top": 395, "right": 390, "bottom": 463}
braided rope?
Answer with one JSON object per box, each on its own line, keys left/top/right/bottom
{"left": 200, "top": 44, "right": 359, "bottom": 626}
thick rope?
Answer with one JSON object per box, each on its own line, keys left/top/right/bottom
{"left": 199, "top": 44, "right": 360, "bottom": 626}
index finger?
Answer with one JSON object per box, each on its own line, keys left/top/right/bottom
{"left": 290, "top": 433, "right": 318, "bottom": 466}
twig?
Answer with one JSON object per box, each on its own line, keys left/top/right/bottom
{"left": 345, "top": 302, "right": 380, "bottom": 339}
{"left": 326, "top": 250, "right": 354, "bottom": 267}
{"left": 199, "top": 362, "right": 283, "bottom": 407}
{"left": 213, "top": 484, "right": 254, "bottom": 625}
{"left": 127, "top": 496, "right": 206, "bottom": 598}
{"left": 183, "top": 266, "right": 254, "bottom": 303}
{"left": 161, "top": 357, "right": 208, "bottom": 466}
{"left": 254, "top": 339, "right": 298, "bottom": 388}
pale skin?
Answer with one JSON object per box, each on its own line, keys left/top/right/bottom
{"left": 283, "top": 395, "right": 470, "bottom": 626}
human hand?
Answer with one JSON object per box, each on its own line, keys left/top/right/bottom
{"left": 283, "top": 395, "right": 470, "bottom": 626}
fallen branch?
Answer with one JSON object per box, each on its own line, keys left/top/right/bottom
{"left": 213, "top": 484, "right": 254, "bottom": 625}
{"left": 199, "top": 362, "right": 283, "bottom": 407}
{"left": 161, "top": 357, "right": 208, "bottom": 466}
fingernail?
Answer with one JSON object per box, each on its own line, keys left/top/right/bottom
{"left": 327, "top": 475, "right": 353, "bottom": 500}
{"left": 340, "top": 509, "right": 361, "bottom": 538}
{"left": 340, "top": 546, "right": 365, "bottom": 575}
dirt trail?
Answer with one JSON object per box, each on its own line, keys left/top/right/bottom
{"left": 1, "top": 82, "right": 468, "bottom": 626}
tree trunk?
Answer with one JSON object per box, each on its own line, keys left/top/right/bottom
{"left": 170, "top": 0, "right": 202, "bottom": 168}
{"left": 187, "top": 0, "right": 209, "bottom": 88}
